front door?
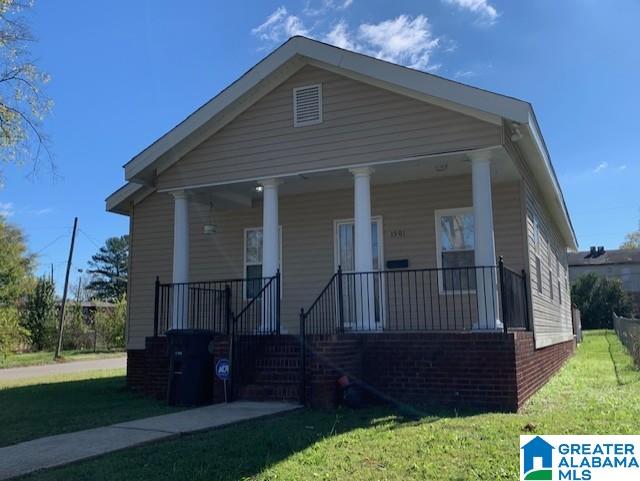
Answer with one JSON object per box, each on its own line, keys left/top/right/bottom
{"left": 334, "top": 217, "right": 384, "bottom": 328}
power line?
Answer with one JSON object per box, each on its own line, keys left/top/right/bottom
{"left": 33, "top": 233, "right": 69, "bottom": 255}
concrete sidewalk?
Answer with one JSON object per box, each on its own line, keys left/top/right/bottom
{"left": 0, "top": 401, "right": 301, "bottom": 480}
{"left": 0, "top": 356, "right": 126, "bottom": 382}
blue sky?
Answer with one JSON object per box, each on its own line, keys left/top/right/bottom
{"left": 0, "top": 0, "right": 638, "bottom": 291}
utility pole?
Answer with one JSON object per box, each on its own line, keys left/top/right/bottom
{"left": 50, "top": 263, "right": 54, "bottom": 284}
{"left": 55, "top": 217, "right": 78, "bottom": 359}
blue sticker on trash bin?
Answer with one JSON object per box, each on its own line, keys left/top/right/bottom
{"left": 215, "top": 358, "right": 230, "bottom": 381}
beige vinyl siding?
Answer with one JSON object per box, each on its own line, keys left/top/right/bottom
{"left": 127, "top": 193, "right": 173, "bottom": 349}
{"left": 127, "top": 175, "right": 523, "bottom": 348}
{"left": 503, "top": 129, "right": 573, "bottom": 348}
{"left": 157, "top": 66, "right": 501, "bottom": 190}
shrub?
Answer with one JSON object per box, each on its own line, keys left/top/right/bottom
{"left": 95, "top": 296, "right": 126, "bottom": 350}
{"left": 571, "top": 273, "right": 633, "bottom": 329}
{"left": 0, "top": 307, "right": 28, "bottom": 358}
{"left": 20, "top": 277, "right": 57, "bottom": 350}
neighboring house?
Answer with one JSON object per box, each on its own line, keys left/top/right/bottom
{"left": 568, "top": 247, "right": 640, "bottom": 315}
{"left": 106, "top": 37, "right": 577, "bottom": 412}
{"left": 56, "top": 300, "right": 116, "bottom": 324}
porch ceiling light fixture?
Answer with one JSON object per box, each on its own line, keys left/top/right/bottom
{"left": 203, "top": 202, "right": 217, "bottom": 235}
{"left": 255, "top": 185, "right": 264, "bottom": 193}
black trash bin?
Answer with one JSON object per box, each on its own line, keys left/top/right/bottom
{"left": 166, "top": 329, "right": 215, "bottom": 406}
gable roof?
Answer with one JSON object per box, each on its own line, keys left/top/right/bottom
{"left": 106, "top": 36, "right": 577, "bottom": 249}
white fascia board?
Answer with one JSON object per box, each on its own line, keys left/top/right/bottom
{"left": 522, "top": 110, "right": 578, "bottom": 250}
{"left": 105, "top": 183, "right": 152, "bottom": 215}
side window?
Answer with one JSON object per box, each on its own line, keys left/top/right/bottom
{"left": 549, "top": 269, "right": 554, "bottom": 300}
{"left": 536, "top": 256, "right": 542, "bottom": 294}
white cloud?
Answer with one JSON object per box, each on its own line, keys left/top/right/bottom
{"left": 325, "top": 20, "right": 356, "bottom": 50}
{"left": 357, "top": 15, "right": 440, "bottom": 70}
{"left": 618, "top": 165, "right": 628, "bottom": 171}
{"left": 0, "top": 201, "right": 14, "bottom": 217}
{"left": 253, "top": 9, "right": 442, "bottom": 71}
{"left": 322, "top": 15, "right": 440, "bottom": 70}
{"left": 593, "top": 161, "right": 608, "bottom": 174}
{"left": 454, "top": 70, "right": 476, "bottom": 79}
{"left": 251, "top": 6, "right": 309, "bottom": 44}
{"left": 28, "top": 207, "right": 53, "bottom": 216}
{"left": 443, "top": 0, "right": 499, "bottom": 24}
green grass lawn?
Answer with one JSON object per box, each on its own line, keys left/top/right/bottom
{"left": 17, "top": 330, "right": 640, "bottom": 481}
{"left": 0, "top": 350, "right": 125, "bottom": 369}
{"left": 0, "top": 369, "right": 178, "bottom": 447}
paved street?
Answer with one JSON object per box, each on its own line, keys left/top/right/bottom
{"left": 0, "top": 356, "right": 127, "bottom": 382}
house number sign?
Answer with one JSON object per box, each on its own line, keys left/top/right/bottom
{"left": 387, "top": 229, "right": 407, "bottom": 239}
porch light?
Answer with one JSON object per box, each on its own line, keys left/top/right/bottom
{"left": 255, "top": 185, "right": 264, "bottom": 193}
{"left": 203, "top": 224, "right": 217, "bottom": 235}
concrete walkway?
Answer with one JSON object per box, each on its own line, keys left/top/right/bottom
{"left": 0, "top": 356, "right": 126, "bottom": 382}
{"left": 0, "top": 401, "right": 301, "bottom": 480}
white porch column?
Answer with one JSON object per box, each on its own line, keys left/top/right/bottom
{"left": 171, "top": 190, "right": 189, "bottom": 330}
{"left": 471, "top": 153, "right": 501, "bottom": 329}
{"left": 350, "top": 167, "right": 376, "bottom": 329}
{"left": 259, "top": 178, "right": 280, "bottom": 332}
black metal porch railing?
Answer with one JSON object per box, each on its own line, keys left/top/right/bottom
{"left": 153, "top": 273, "right": 281, "bottom": 336}
{"left": 300, "top": 258, "right": 530, "bottom": 335}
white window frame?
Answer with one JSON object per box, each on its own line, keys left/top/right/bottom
{"left": 293, "top": 84, "right": 323, "bottom": 127}
{"left": 243, "top": 226, "right": 283, "bottom": 300}
{"left": 333, "top": 217, "right": 384, "bottom": 272}
{"left": 434, "top": 207, "right": 476, "bottom": 294}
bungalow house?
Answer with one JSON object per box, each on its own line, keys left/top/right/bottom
{"left": 107, "top": 37, "right": 577, "bottom": 411}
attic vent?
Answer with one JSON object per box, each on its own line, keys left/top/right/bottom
{"left": 293, "top": 84, "right": 322, "bottom": 127}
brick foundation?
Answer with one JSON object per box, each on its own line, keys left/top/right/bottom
{"left": 513, "top": 332, "right": 575, "bottom": 407}
{"left": 127, "top": 331, "right": 575, "bottom": 412}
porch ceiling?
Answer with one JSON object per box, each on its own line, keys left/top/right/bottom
{"left": 186, "top": 149, "right": 519, "bottom": 208}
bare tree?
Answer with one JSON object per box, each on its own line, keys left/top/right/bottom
{"left": 0, "top": 0, "right": 52, "bottom": 186}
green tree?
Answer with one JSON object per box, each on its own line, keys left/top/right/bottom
{"left": 0, "top": 0, "right": 53, "bottom": 185}
{"left": 20, "top": 276, "right": 56, "bottom": 350}
{"left": 620, "top": 231, "right": 640, "bottom": 249}
{"left": 621, "top": 216, "right": 640, "bottom": 249}
{"left": 0, "top": 214, "right": 34, "bottom": 306}
{"left": 0, "top": 306, "right": 26, "bottom": 357}
{"left": 95, "top": 295, "right": 126, "bottom": 350}
{"left": 571, "top": 273, "right": 633, "bottom": 329}
{"left": 86, "top": 235, "right": 128, "bottom": 301}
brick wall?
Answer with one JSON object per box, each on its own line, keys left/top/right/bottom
{"left": 144, "top": 336, "right": 169, "bottom": 399}
{"left": 128, "top": 331, "right": 575, "bottom": 412}
{"left": 126, "top": 349, "right": 145, "bottom": 391}
{"left": 513, "top": 331, "right": 575, "bottom": 407}
{"left": 360, "top": 333, "right": 519, "bottom": 411}
{"left": 305, "top": 335, "right": 363, "bottom": 408}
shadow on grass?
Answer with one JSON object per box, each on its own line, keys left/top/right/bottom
{"left": 21, "top": 401, "right": 487, "bottom": 481}
{"left": 605, "top": 330, "right": 640, "bottom": 386}
{"left": 0, "top": 375, "right": 176, "bottom": 448}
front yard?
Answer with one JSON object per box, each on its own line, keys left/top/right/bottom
{"left": 15, "top": 330, "right": 640, "bottom": 481}
{"left": 0, "top": 368, "right": 177, "bottom": 447}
